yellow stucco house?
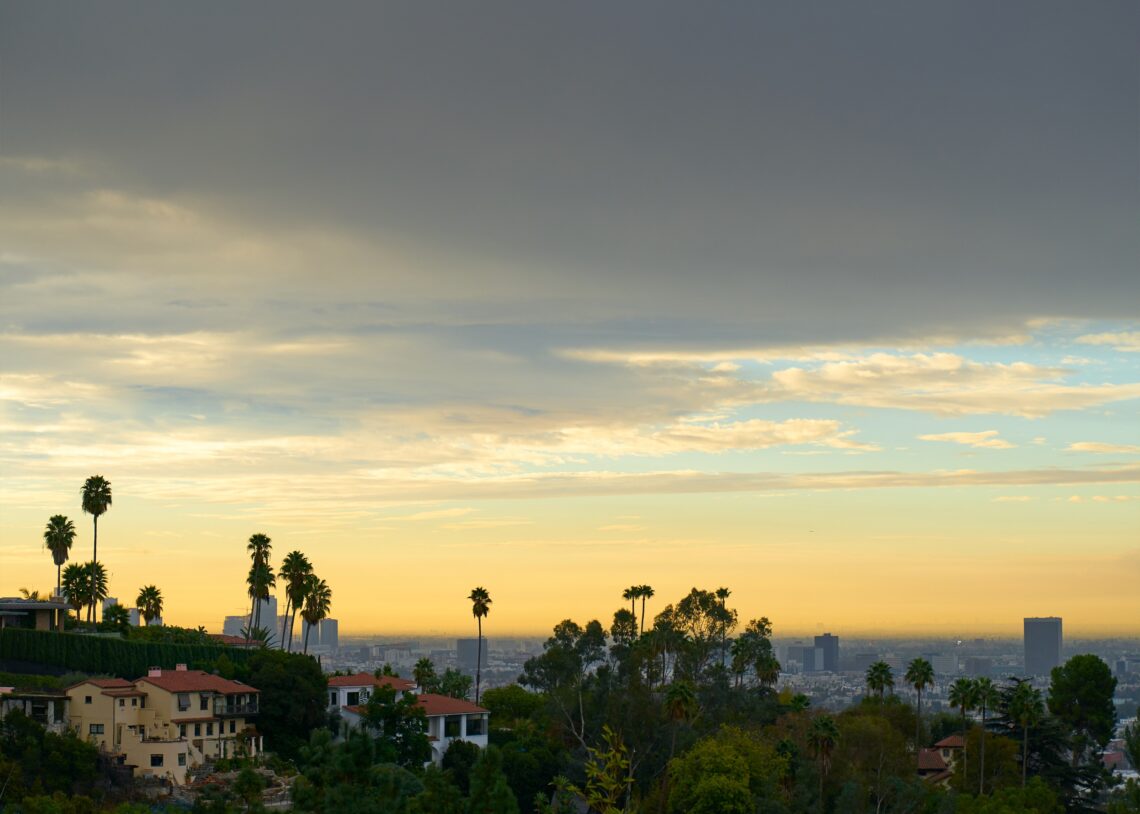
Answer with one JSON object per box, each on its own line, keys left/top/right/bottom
{"left": 66, "top": 665, "right": 260, "bottom": 784}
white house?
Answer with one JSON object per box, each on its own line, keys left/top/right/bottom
{"left": 327, "top": 672, "right": 417, "bottom": 710}
{"left": 329, "top": 671, "right": 489, "bottom": 766}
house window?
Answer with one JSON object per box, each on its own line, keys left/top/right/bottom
{"left": 194, "top": 724, "right": 201, "bottom": 736}
{"left": 229, "top": 721, "right": 236, "bottom": 734}
{"left": 179, "top": 724, "right": 186, "bottom": 737}
{"left": 200, "top": 695, "right": 209, "bottom": 711}
{"left": 89, "top": 724, "right": 104, "bottom": 735}
{"left": 206, "top": 723, "right": 213, "bottom": 736}
{"left": 178, "top": 753, "right": 186, "bottom": 767}
{"left": 150, "top": 754, "right": 164, "bottom": 767}
{"left": 177, "top": 693, "right": 190, "bottom": 711}
{"left": 330, "top": 692, "right": 337, "bottom": 706}
{"left": 346, "top": 691, "right": 360, "bottom": 706}
{"left": 131, "top": 698, "right": 138, "bottom": 707}
{"left": 119, "top": 699, "right": 125, "bottom": 707}
{"left": 444, "top": 716, "right": 462, "bottom": 738}
{"left": 466, "top": 715, "right": 485, "bottom": 736}
{"left": 84, "top": 696, "right": 92, "bottom": 704}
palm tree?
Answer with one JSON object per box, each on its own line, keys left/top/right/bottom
{"left": 665, "top": 680, "right": 698, "bottom": 758}
{"left": 79, "top": 561, "right": 108, "bottom": 628}
{"left": 244, "top": 533, "right": 273, "bottom": 631}
{"left": 974, "top": 677, "right": 999, "bottom": 794}
{"left": 1007, "top": 680, "right": 1045, "bottom": 788}
{"left": 246, "top": 561, "right": 276, "bottom": 633}
{"left": 715, "top": 586, "right": 732, "bottom": 664}
{"left": 80, "top": 476, "right": 111, "bottom": 622}
{"left": 622, "top": 586, "right": 638, "bottom": 629}
{"left": 300, "top": 575, "right": 332, "bottom": 654}
{"left": 468, "top": 587, "right": 492, "bottom": 704}
{"left": 136, "top": 585, "right": 163, "bottom": 626}
{"left": 278, "top": 550, "right": 312, "bottom": 651}
{"left": 638, "top": 585, "right": 654, "bottom": 636}
{"left": 413, "top": 657, "right": 437, "bottom": 692}
{"left": 905, "top": 658, "right": 935, "bottom": 749}
{"left": 43, "top": 515, "right": 76, "bottom": 626}
{"left": 948, "top": 677, "right": 978, "bottom": 787}
{"left": 80, "top": 476, "right": 112, "bottom": 564}
{"left": 61, "top": 563, "right": 86, "bottom": 626}
{"left": 756, "top": 654, "right": 782, "bottom": 689}
{"left": 103, "top": 603, "right": 130, "bottom": 633}
{"left": 865, "top": 660, "right": 894, "bottom": 702}
{"left": 808, "top": 715, "right": 840, "bottom": 813}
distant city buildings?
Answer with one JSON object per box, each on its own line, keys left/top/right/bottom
{"left": 320, "top": 619, "right": 339, "bottom": 650}
{"left": 457, "top": 638, "right": 488, "bottom": 675}
{"left": 1024, "top": 617, "right": 1063, "bottom": 676}
{"left": 815, "top": 633, "right": 840, "bottom": 671}
{"left": 965, "top": 656, "right": 993, "bottom": 677}
{"left": 927, "top": 653, "right": 958, "bottom": 676}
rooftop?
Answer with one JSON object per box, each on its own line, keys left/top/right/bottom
{"left": 136, "top": 669, "right": 255, "bottom": 695}
{"left": 328, "top": 672, "right": 416, "bottom": 691}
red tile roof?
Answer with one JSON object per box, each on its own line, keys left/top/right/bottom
{"left": 67, "top": 678, "right": 133, "bottom": 691}
{"left": 934, "top": 734, "right": 965, "bottom": 749}
{"left": 917, "top": 749, "right": 947, "bottom": 772}
{"left": 416, "top": 693, "right": 488, "bottom": 716}
{"left": 136, "top": 669, "right": 257, "bottom": 695}
{"left": 327, "top": 672, "right": 416, "bottom": 691}
{"left": 209, "top": 634, "right": 258, "bottom": 646}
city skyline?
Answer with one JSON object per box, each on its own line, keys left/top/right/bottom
{"left": 2, "top": 3, "right": 1138, "bottom": 637}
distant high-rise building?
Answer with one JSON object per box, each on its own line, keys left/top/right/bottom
{"left": 319, "top": 619, "right": 339, "bottom": 650}
{"left": 965, "top": 657, "right": 993, "bottom": 677}
{"left": 223, "top": 615, "right": 246, "bottom": 637}
{"left": 457, "top": 638, "right": 488, "bottom": 675}
{"left": 814, "top": 634, "right": 840, "bottom": 671}
{"left": 929, "top": 654, "right": 958, "bottom": 675}
{"left": 853, "top": 652, "right": 879, "bottom": 672}
{"left": 253, "top": 597, "right": 277, "bottom": 631}
{"left": 785, "top": 645, "right": 823, "bottom": 672}
{"left": 302, "top": 619, "right": 320, "bottom": 649}
{"left": 1024, "top": 617, "right": 1062, "bottom": 676}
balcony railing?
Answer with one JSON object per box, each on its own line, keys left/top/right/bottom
{"left": 213, "top": 699, "right": 258, "bottom": 717}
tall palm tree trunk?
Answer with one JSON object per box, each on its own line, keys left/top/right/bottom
{"left": 279, "top": 597, "right": 290, "bottom": 650}
{"left": 960, "top": 709, "right": 968, "bottom": 793}
{"left": 475, "top": 616, "right": 483, "bottom": 704}
{"left": 303, "top": 621, "right": 311, "bottom": 654}
{"left": 1022, "top": 725, "right": 1028, "bottom": 788}
{"left": 639, "top": 596, "right": 647, "bottom": 636}
{"left": 915, "top": 689, "right": 922, "bottom": 751}
{"left": 92, "top": 516, "right": 98, "bottom": 567}
{"left": 55, "top": 564, "right": 61, "bottom": 629}
{"left": 979, "top": 709, "right": 987, "bottom": 795}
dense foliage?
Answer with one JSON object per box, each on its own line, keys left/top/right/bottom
{"left": 0, "top": 628, "right": 253, "bottom": 677}
{"left": 0, "top": 586, "right": 1132, "bottom": 814}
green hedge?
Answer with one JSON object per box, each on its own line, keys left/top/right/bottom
{"left": 0, "top": 628, "right": 254, "bottom": 679}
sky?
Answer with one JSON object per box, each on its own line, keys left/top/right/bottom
{"left": 1, "top": 1, "right": 1138, "bottom": 638}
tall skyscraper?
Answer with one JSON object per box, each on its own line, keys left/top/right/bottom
{"left": 457, "top": 638, "right": 488, "bottom": 675}
{"left": 1024, "top": 617, "right": 1062, "bottom": 676}
{"left": 319, "top": 618, "right": 339, "bottom": 650}
{"left": 814, "top": 633, "right": 840, "bottom": 671}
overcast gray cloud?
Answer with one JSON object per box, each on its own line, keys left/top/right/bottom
{"left": 3, "top": 0, "right": 1137, "bottom": 346}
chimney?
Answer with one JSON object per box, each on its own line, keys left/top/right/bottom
{"left": 175, "top": 663, "right": 187, "bottom": 672}
{"left": 148, "top": 667, "right": 162, "bottom": 677}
